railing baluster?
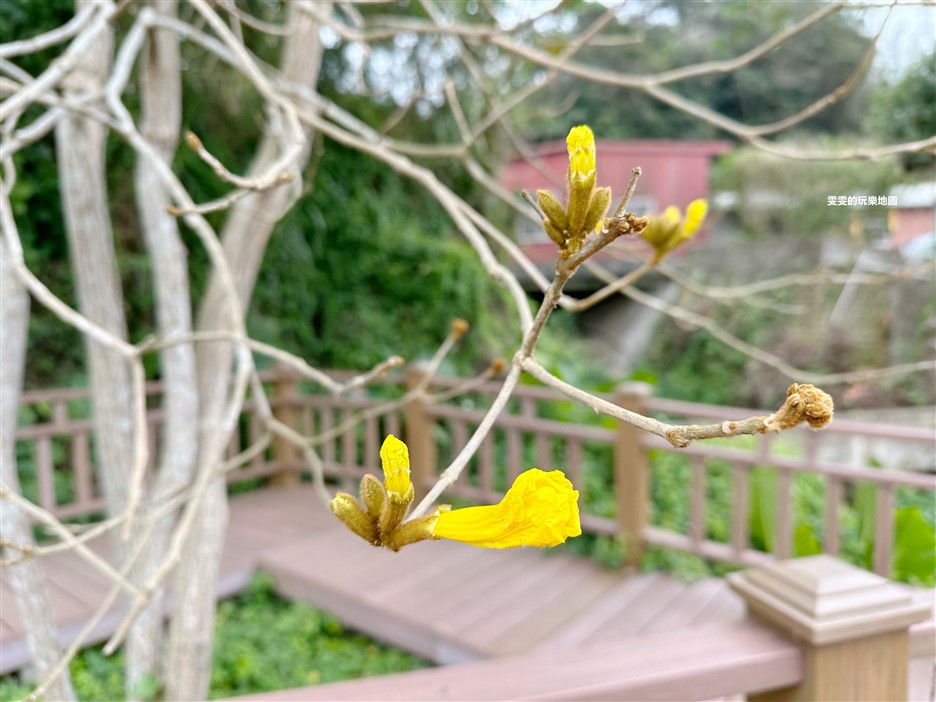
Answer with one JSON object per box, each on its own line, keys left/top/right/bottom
{"left": 452, "top": 420, "right": 468, "bottom": 482}
{"left": 386, "top": 410, "right": 400, "bottom": 439}
{"left": 301, "top": 404, "right": 313, "bottom": 435}
{"left": 72, "top": 431, "right": 93, "bottom": 509}
{"left": 35, "top": 436, "right": 55, "bottom": 511}
{"left": 453, "top": 419, "right": 467, "bottom": 453}
{"left": 506, "top": 426, "right": 521, "bottom": 487}
{"left": 321, "top": 406, "right": 335, "bottom": 474}
{"left": 341, "top": 408, "right": 355, "bottom": 483}
{"left": 824, "top": 476, "right": 842, "bottom": 556}
{"left": 690, "top": 455, "right": 706, "bottom": 547}
{"left": 731, "top": 461, "right": 748, "bottom": 557}
{"left": 365, "top": 415, "right": 378, "bottom": 472}
{"left": 566, "top": 438, "right": 583, "bottom": 494}
{"left": 52, "top": 400, "right": 68, "bottom": 427}
{"left": 776, "top": 468, "right": 792, "bottom": 558}
{"left": 536, "top": 431, "right": 550, "bottom": 470}
{"left": 479, "top": 430, "right": 494, "bottom": 498}
{"left": 873, "top": 484, "right": 894, "bottom": 577}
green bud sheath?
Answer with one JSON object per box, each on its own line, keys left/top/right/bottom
{"left": 536, "top": 189, "right": 569, "bottom": 232}
{"left": 383, "top": 510, "right": 447, "bottom": 552}
{"left": 330, "top": 493, "right": 379, "bottom": 545}
{"left": 359, "top": 474, "right": 386, "bottom": 519}
{"left": 583, "top": 186, "right": 612, "bottom": 235}
{"left": 378, "top": 487, "right": 412, "bottom": 539}
{"left": 566, "top": 171, "right": 596, "bottom": 239}
{"left": 543, "top": 219, "right": 566, "bottom": 247}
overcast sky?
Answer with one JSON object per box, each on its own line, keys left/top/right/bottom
{"left": 861, "top": 3, "right": 935, "bottom": 80}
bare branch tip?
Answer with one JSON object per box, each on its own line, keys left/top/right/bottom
{"left": 451, "top": 318, "right": 470, "bottom": 339}
{"left": 184, "top": 131, "right": 202, "bottom": 150}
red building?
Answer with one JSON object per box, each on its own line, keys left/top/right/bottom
{"left": 501, "top": 140, "right": 731, "bottom": 270}
{"left": 888, "top": 182, "right": 935, "bottom": 249}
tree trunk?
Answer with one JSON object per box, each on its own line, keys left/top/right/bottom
{"left": 55, "top": 0, "right": 134, "bottom": 530}
{"left": 0, "top": 232, "right": 76, "bottom": 701}
{"left": 126, "top": 1, "right": 198, "bottom": 696}
{"left": 163, "top": 3, "right": 327, "bottom": 699}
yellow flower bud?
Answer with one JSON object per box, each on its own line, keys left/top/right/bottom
{"left": 566, "top": 125, "right": 595, "bottom": 178}
{"left": 565, "top": 125, "right": 600, "bottom": 247}
{"left": 683, "top": 199, "right": 708, "bottom": 236}
{"left": 640, "top": 199, "right": 708, "bottom": 264}
{"left": 380, "top": 434, "right": 412, "bottom": 501}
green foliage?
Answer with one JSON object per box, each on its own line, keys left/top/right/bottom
{"left": 522, "top": 1, "right": 871, "bottom": 141}
{"left": 712, "top": 146, "right": 901, "bottom": 237}
{"left": 748, "top": 467, "right": 777, "bottom": 552}
{"left": 0, "top": 573, "right": 429, "bottom": 701}
{"left": 893, "top": 507, "right": 936, "bottom": 587}
{"left": 209, "top": 573, "right": 429, "bottom": 697}
{"left": 868, "top": 50, "right": 936, "bottom": 172}
{"left": 642, "top": 327, "right": 753, "bottom": 407}
{"left": 250, "top": 145, "right": 509, "bottom": 373}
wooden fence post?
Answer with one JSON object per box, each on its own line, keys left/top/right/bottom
{"left": 271, "top": 363, "right": 300, "bottom": 488}
{"left": 614, "top": 382, "right": 653, "bottom": 569}
{"left": 405, "top": 362, "right": 436, "bottom": 503}
{"left": 729, "top": 555, "right": 932, "bottom": 702}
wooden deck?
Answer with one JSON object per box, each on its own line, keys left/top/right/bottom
{"left": 2, "top": 486, "right": 933, "bottom": 700}
{"left": 0, "top": 486, "right": 744, "bottom": 671}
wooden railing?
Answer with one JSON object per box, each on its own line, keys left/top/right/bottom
{"left": 14, "top": 366, "right": 935, "bottom": 577}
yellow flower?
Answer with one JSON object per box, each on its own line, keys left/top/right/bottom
{"left": 566, "top": 125, "right": 596, "bottom": 177}
{"left": 380, "top": 434, "right": 411, "bottom": 499}
{"left": 641, "top": 199, "right": 708, "bottom": 263}
{"left": 430, "top": 468, "right": 581, "bottom": 548}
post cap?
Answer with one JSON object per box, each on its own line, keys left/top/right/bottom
{"left": 727, "top": 555, "right": 932, "bottom": 646}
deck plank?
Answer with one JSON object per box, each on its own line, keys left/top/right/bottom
{"left": 640, "top": 577, "right": 726, "bottom": 634}
{"left": 223, "top": 621, "right": 804, "bottom": 702}
{"left": 588, "top": 574, "right": 688, "bottom": 641}
{"left": 534, "top": 573, "right": 668, "bottom": 651}
{"left": 489, "top": 567, "right": 622, "bottom": 655}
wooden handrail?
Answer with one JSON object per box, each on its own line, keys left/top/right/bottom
{"left": 221, "top": 620, "right": 803, "bottom": 701}
{"left": 13, "top": 368, "right": 935, "bottom": 577}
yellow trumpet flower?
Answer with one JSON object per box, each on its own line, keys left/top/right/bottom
{"left": 430, "top": 468, "right": 581, "bottom": 548}
{"left": 330, "top": 437, "right": 582, "bottom": 552}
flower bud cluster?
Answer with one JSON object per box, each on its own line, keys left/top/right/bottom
{"left": 330, "top": 436, "right": 582, "bottom": 551}
{"left": 329, "top": 435, "right": 442, "bottom": 551}
{"left": 640, "top": 199, "right": 708, "bottom": 264}
{"left": 537, "top": 125, "right": 612, "bottom": 257}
